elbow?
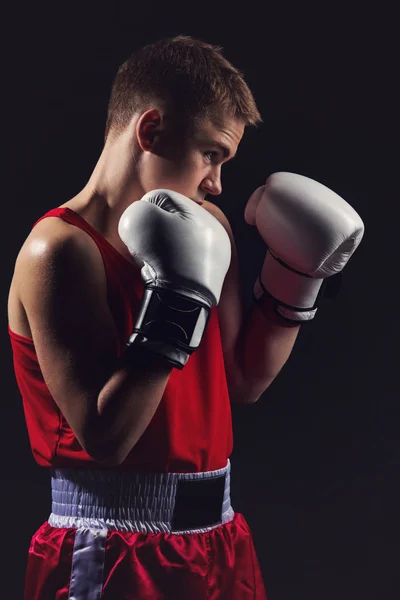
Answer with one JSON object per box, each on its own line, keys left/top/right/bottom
{"left": 87, "top": 446, "right": 128, "bottom": 467}
{"left": 226, "top": 360, "right": 275, "bottom": 405}
{"left": 230, "top": 388, "right": 258, "bottom": 404}
{"left": 228, "top": 376, "right": 274, "bottom": 405}
{"left": 231, "top": 392, "right": 262, "bottom": 405}
{"left": 92, "top": 450, "right": 124, "bottom": 467}
{"left": 83, "top": 437, "right": 131, "bottom": 467}
{"left": 228, "top": 382, "right": 259, "bottom": 404}
{"left": 81, "top": 415, "right": 134, "bottom": 467}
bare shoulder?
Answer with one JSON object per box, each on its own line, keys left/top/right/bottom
{"left": 18, "top": 216, "right": 90, "bottom": 258}
{"left": 202, "top": 201, "right": 232, "bottom": 232}
{"left": 202, "top": 201, "right": 235, "bottom": 247}
{"left": 202, "top": 200, "right": 223, "bottom": 218}
{"left": 14, "top": 215, "right": 106, "bottom": 312}
{"left": 16, "top": 216, "right": 103, "bottom": 277}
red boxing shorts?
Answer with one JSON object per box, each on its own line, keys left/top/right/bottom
{"left": 24, "top": 459, "right": 267, "bottom": 599}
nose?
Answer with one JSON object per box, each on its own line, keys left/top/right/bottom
{"left": 201, "top": 170, "right": 222, "bottom": 197}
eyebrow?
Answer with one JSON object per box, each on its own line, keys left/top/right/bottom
{"left": 214, "top": 143, "right": 236, "bottom": 160}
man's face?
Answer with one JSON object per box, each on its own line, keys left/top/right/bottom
{"left": 140, "top": 116, "right": 245, "bottom": 204}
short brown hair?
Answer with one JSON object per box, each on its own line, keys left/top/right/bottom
{"left": 104, "top": 35, "right": 262, "bottom": 142}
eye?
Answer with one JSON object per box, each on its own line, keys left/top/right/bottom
{"left": 204, "top": 151, "right": 218, "bottom": 162}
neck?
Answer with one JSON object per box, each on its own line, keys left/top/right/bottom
{"left": 76, "top": 138, "right": 144, "bottom": 241}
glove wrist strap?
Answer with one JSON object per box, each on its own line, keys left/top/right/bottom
{"left": 126, "top": 286, "right": 211, "bottom": 370}
{"left": 255, "top": 250, "right": 324, "bottom": 323}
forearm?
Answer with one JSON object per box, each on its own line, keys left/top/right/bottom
{"left": 87, "top": 347, "right": 173, "bottom": 466}
{"left": 238, "top": 295, "right": 301, "bottom": 401}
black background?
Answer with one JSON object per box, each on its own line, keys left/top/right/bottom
{"left": 3, "top": 4, "right": 399, "bottom": 599}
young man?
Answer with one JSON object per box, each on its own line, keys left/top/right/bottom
{"left": 8, "top": 35, "right": 364, "bottom": 599}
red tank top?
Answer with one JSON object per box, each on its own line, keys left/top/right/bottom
{"left": 8, "top": 207, "right": 233, "bottom": 473}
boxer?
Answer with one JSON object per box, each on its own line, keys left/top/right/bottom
{"left": 8, "top": 34, "right": 363, "bottom": 599}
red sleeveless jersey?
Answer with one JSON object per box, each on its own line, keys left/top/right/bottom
{"left": 8, "top": 207, "right": 233, "bottom": 473}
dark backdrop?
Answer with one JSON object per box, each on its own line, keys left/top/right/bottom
{"left": 3, "top": 5, "right": 399, "bottom": 599}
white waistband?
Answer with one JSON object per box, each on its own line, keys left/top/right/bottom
{"left": 48, "top": 459, "right": 234, "bottom": 535}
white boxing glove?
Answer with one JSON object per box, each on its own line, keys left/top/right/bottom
{"left": 245, "top": 172, "right": 365, "bottom": 323}
{"left": 118, "top": 189, "right": 231, "bottom": 368}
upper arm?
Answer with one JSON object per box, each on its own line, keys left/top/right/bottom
{"left": 17, "top": 223, "right": 120, "bottom": 455}
{"left": 204, "top": 204, "right": 248, "bottom": 403}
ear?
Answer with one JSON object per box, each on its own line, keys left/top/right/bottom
{"left": 136, "top": 109, "right": 162, "bottom": 152}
